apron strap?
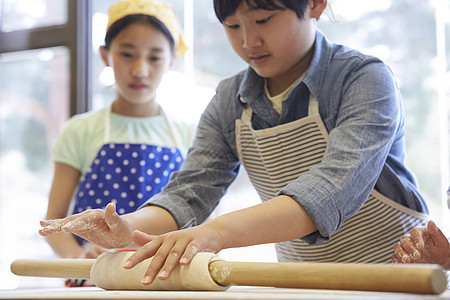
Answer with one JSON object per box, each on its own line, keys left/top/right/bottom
{"left": 308, "top": 95, "right": 319, "bottom": 116}
{"left": 104, "top": 106, "right": 111, "bottom": 144}
{"left": 241, "top": 105, "right": 253, "bottom": 124}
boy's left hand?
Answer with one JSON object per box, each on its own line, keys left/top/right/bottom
{"left": 123, "top": 224, "right": 224, "bottom": 284}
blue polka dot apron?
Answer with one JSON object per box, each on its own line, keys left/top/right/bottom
{"left": 235, "top": 95, "right": 429, "bottom": 264}
{"left": 72, "top": 108, "right": 184, "bottom": 243}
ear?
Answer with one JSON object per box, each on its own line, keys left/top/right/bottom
{"left": 309, "top": 0, "right": 327, "bottom": 19}
{"left": 99, "top": 45, "right": 111, "bottom": 67}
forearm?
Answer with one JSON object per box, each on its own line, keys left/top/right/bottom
{"left": 121, "top": 195, "right": 317, "bottom": 284}
{"left": 206, "top": 195, "right": 317, "bottom": 249}
{"left": 45, "top": 233, "right": 84, "bottom": 258}
{"left": 124, "top": 205, "right": 179, "bottom": 235}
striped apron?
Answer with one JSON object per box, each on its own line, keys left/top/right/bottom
{"left": 235, "top": 96, "right": 429, "bottom": 263}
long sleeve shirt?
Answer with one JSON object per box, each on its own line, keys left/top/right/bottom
{"left": 144, "top": 31, "right": 428, "bottom": 243}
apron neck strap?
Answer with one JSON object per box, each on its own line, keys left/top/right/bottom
{"left": 308, "top": 94, "right": 319, "bottom": 116}
{"left": 104, "top": 105, "right": 112, "bottom": 143}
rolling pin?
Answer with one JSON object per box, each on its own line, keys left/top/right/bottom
{"left": 11, "top": 251, "right": 447, "bottom": 294}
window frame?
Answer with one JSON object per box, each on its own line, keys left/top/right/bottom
{"left": 0, "top": 0, "right": 93, "bottom": 115}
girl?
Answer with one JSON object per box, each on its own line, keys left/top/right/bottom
{"left": 43, "top": 0, "right": 194, "bottom": 264}
{"left": 41, "top": 0, "right": 430, "bottom": 285}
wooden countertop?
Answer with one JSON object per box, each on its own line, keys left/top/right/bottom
{"left": 0, "top": 287, "right": 449, "bottom": 300}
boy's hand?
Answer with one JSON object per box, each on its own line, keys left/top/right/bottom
{"left": 123, "top": 223, "right": 224, "bottom": 285}
{"left": 39, "top": 202, "right": 133, "bottom": 249}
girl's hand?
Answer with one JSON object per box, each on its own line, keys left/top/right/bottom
{"left": 123, "top": 224, "right": 224, "bottom": 285}
{"left": 392, "top": 220, "right": 450, "bottom": 269}
{"left": 39, "top": 202, "right": 133, "bottom": 249}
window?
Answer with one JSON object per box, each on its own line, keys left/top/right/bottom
{"left": 1, "top": 0, "right": 67, "bottom": 32}
{"left": 318, "top": 0, "right": 449, "bottom": 231}
{"left": 0, "top": 47, "right": 70, "bottom": 288}
{"left": 0, "top": 0, "right": 448, "bottom": 290}
{"left": 0, "top": 0, "right": 86, "bottom": 289}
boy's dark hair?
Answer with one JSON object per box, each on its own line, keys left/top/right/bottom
{"left": 104, "top": 14, "right": 175, "bottom": 54}
{"left": 213, "top": 0, "right": 309, "bottom": 23}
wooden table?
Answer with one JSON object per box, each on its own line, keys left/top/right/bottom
{"left": 1, "top": 287, "right": 449, "bottom": 300}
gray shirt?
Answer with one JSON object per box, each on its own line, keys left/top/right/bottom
{"left": 145, "top": 31, "right": 428, "bottom": 243}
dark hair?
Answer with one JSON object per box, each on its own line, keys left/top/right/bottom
{"left": 213, "top": 0, "right": 309, "bottom": 23}
{"left": 104, "top": 14, "right": 175, "bottom": 53}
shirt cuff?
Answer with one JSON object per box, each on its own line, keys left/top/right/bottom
{"left": 279, "top": 180, "right": 342, "bottom": 245}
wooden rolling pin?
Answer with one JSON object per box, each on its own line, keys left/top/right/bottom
{"left": 11, "top": 251, "right": 447, "bottom": 294}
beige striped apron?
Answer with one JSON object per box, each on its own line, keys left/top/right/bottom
{"left": 235, "top": 96, "right": 429, "bottom": 263}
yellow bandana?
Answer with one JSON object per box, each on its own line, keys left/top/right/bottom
{"left": 107, "top": 0, "right": 187, "bottom": 56}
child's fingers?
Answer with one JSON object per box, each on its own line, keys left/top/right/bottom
{"left": 123, "top": 238, "right": 163, "bottom": 272}
{"left": 409, "top": 227, "right": 426, "bottom": 251}
{"left": 393, "top": 241, "right": 411, "bottom": 263}
{"left": 104, "top": 202, "right": 119, "bottom": 229}
{"left": 156, "top": 246, "right": 186, "bottom": 281}
{"left": 39, "top": 213, "right": 87, "bottom": 235}
{"left": 39, "top": 220, "right": 56, "bottom": 226}
{"left": 140, "top": 245, "right": 171, "bottom": 285}
{"left": 58, "top": 208, "right": 106, "bottom": 232}
{"left": 428, "top": 220, "right": 438, "bottom": 232}
{"left": 399, "top": 236, "right": 421, "bottom": 261}
{"left": 62, "top": 217, "right": 94, "bottom": 232}
{"left": 154, "top": 243, "right": 210, "bottom": 281}
{"left": 180, "top": 244, "right": 199, "bottom": 265}
{"left": 132, "top": 230, "right": 157, "bottom": 247}
{"left": 392, "top": 252, "right": 401, "bottom": 264}
{"left": 427, "top": 220, "right": 450, "bottom": 248}
{"left": 39, "top": 220, "right": 64, "bottom": 235}
{"left": 105, "top": 202, "right": 134, "bottom": 240}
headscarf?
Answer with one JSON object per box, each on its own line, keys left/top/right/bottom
{"left": 107, "top": 0, "right": 187, "bottom": 56}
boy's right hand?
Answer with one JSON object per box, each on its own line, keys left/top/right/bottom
{"left": 39, "top": 202, "right": 133, "bottom": 249}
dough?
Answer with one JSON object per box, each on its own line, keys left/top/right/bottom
{"left": 90, "top": 251, "right": 228, "bottom": 291}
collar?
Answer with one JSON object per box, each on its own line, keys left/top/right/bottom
{"left": 237, "top": 31, "right": 331, "bottom": 106}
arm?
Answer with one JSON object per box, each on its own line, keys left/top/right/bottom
{"left": 40, "top": 201, "right": 179, "bottom": 249}
{"left": 281, "top": 60, "right": 403, "bottom": 242}
{"left": 124, "top": 194, "right": 316, "bottom": 284}
{"left": 392, "top": 220, "right": 450, "bottom": 270}
{"left": 44, "top": 163, "right": 85, "bottom": 258}
{"left": 41, "top": 167, "right": 316, "bottom": 283}
{"left": 45, "top": 163, "right": 106, "bottom": 258}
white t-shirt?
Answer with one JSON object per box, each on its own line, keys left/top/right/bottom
{"left": 52, "top": 108, "right": 196, "bottom": 177}
{"left": 264, "top": 75, "right": 305, "bottom": 115}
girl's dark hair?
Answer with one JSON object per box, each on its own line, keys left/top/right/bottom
{"left": 104, "top": 14, "right": 175, "bottom": 53}
{"left": 213, "top": 0, "right": 309, "bottom": 23}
